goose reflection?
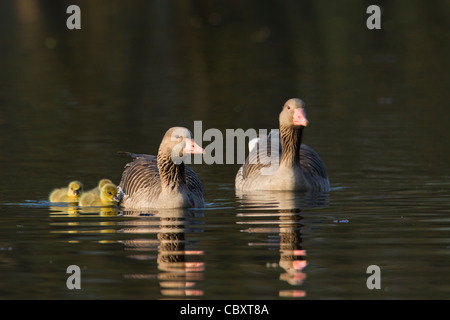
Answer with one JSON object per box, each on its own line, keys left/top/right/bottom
{"left": 236, "top": 190, "right": 328, "bottom": 298}
{"left": 48, "top": 204, "right": 204, "bottom": 297}
{"left": 120, "top": 208, "right": 205, "bottom": 298}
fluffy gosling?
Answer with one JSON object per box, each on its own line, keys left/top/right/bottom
{"left": 84, "top": 178, "right": 114, "bottom": 196}
{"left": 79, "top": 183, "right": 118, "bottom": 207}
{"left": 49, "top": 181, "right": 83, "bottom": 203}
{"left": 97, "top": 178, "right": 113, "bottom": 190}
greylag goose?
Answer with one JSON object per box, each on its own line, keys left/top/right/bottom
{"left": 49, "top": 181, "right": 83, "bottom": 203}
{"left": 115, "top": 127, "right": 204, "bottom": 209}
{"left": 235, "top": 98, "right": 329, "bottom": 192}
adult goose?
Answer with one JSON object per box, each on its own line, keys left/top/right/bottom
{"left": 115, "top": 127, "right": 205, "bottom": 209}
{"left": 235, "top": 98, "right": 329, "bottom": 192}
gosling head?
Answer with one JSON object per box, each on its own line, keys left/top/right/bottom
{"left": 98, "top": 179, "right": 113, "bottom": 189}
{"left": 66, "top": 181, "right": 83, "bottom": 198}
{"left": 100, "top": 183, "right": 118, "bottom": 204}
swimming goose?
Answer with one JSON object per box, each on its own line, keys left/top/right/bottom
{"left": 115, "top": 127, "right": 205, "bottom": 209}
{"left": 49, "top": 181, "right": 84, "bottom": 203}
{"left": 79, "top": 183, "right": 118, "bottom": 206}
{"left": 235, "top": 98, "right": 329, "bottom": 192}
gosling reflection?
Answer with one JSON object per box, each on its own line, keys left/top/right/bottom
{"left": 49, "top": 204, "right": 119, "bottom": 216}
{"left": 236, "top": 190, "right": 328, "bottom": 298}
{"left": 49, "top": 204, "right": 80, "bottom": 216}
{"left": 121, "top": 208, "right": 204, "bottom": 298}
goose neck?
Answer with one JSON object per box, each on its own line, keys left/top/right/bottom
{"left": 279, "top": 124, "right": 303, "bottom": 165}
{"left": 157, "top": 152, "right": 185, "bottom": 190}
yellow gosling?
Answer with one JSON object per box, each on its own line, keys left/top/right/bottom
{"left": 84, "top": 178, "right": 114, "bottom": 196}
{"left": 96, "top": 178, "right": 114, "bottom": 191}
{"left": 79, "top": 183, "right": 118, "bottom": 207}
{"left": 49, "top": 181, "right": 83, "bottom": 203}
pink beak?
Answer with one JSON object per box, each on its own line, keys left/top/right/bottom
{"left": 293, "top": 108, "right": 309, "bottom": 126}
{"left": 183, "top": 138, "right": 204, "bottom": 154}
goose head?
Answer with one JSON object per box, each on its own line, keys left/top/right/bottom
{"left": 279, "top": 98, "right": 309, "bottom": 129}
{"left": 159, "top": 127, "right": 204, "bottom": 165}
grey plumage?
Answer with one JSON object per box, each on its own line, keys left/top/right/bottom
{"left": 115, "top": 128, "right": 204, "bottom": 209}
{"left": 235, "top": 98, "right": 330, "bottom": 192}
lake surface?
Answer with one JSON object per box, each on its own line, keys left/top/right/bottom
{"left": 0, "top": 1, "right": 449, "bottom": 300}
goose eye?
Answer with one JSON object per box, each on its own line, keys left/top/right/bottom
{"left": 287, "top": 105, "right": 291, "bottom": 110}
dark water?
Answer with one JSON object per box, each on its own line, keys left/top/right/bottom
{"left": 0, "top": 1, "right": 449, "bottom": 300}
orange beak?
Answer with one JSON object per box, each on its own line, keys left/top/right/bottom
{"left": 293, "top": 108, "right": 309, "bottom": 126}
{"left": 183, "top": 138, "right": 204, "bottom": 154}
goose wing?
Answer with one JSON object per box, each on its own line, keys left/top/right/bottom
{"left": 117, "top": 155, "right": 162, "bottom": 205}
{"left": 116, "top": 152, "right": 203, "bottom": 206}
{"left": 299, "top": 144, "right": 328, "bottom": 181}
{"left": 241, "top": 130, "right": 281, "bottom": 179}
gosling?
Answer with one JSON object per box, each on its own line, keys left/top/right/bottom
{"left": 85, "top": 178, "right": 114, "bottom": 196}
{"left": 49, "top": 181, "right": 84, "bottom": 203}
{"left": 79, "top": 183, "right": 118, "bottom": 207}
